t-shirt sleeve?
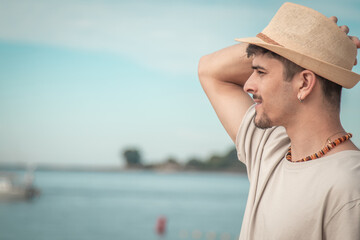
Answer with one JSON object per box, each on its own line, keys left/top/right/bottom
{"left": 235, "top": 104, "right": 289, "bottom": 178}
{"left": 324, "top": 200, "right": 360, "bottom": 240}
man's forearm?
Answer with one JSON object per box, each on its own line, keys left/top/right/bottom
{"left": 198, "top": 43, "right": 253, "bottom": 87}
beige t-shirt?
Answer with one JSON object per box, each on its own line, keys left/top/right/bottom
{"left": 236, "top": 105, "right": 360, "bottom": 240}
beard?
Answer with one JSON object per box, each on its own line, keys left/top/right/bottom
{"left": 254, "top": 110, "right": 273, "bottom": 129}
{"left": 253, "top": 94, "right": 273, "bottom": 129}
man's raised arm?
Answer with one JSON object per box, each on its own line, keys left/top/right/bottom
{"left": 198, "top": 43, "right": 254, "bottom": 142}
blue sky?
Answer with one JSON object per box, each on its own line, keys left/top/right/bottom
{"left": 0, "top": 0, "right": 359, "bottom": 167}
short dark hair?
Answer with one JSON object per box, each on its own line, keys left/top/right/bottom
{"left": 246, "top": 44, "right": 342, "bottom": 109}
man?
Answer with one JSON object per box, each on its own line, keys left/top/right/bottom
{"left": 198, "top": 3, "right": 360, "bottom": 240}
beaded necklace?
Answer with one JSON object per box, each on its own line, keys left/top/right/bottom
{"left": 286, "top": 133, "right": 353, "bottom": 163}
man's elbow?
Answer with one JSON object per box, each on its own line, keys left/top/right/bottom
{"left": 198, "top": 54, "right": 213, "bottom": 84}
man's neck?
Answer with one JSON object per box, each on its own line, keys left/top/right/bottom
{"left": 285, "top": 108, "right": 357, "bottom": 162}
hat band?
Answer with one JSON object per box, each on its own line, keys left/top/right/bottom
{"left": 256, "top": 33, "right": 283, "bottom": 47}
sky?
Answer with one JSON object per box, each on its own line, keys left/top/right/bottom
{"left": 0, "top": 0, "right": 359, "bottom": 167}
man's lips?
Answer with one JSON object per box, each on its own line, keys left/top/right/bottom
{"left": 253, "top": 95, "right": 262, "bottom": 105}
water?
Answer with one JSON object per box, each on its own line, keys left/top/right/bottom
{"left": 0, "top": 170, "right": 249, "bottom": 240}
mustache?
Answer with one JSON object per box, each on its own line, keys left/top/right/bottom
{"left": 252, "top": 94, "right": 262, "bottom": 101}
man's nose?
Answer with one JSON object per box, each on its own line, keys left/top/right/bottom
{"left": 243, "top": 72, "right": 257, "bottom": 94}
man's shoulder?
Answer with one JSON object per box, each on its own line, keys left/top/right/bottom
{"left": 325, "top": 150, "right": 360, "bottom": 197}
{"left": 331, "top": 150, "right": 360, "bottom": 175}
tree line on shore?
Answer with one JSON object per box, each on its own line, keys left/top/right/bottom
{"left": 122, "top": 147, "right": 247, "bottom": 173}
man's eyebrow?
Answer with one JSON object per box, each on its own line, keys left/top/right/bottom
{"left": 251, "top": 65, "right": 266, "bottom": 70}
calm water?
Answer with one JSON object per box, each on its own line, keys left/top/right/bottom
{"left": 0, "top": 170, "right": 249, "bottom": 240}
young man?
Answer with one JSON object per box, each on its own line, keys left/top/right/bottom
{"left": 198, "top": 3, "right": 360, "bottom": 240}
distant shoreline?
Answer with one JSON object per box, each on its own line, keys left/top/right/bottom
{"left": 0, "top": 162, "right": 247, "bottom": 175}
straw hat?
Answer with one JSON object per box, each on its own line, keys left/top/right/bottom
{"left": 236, "top": 2, "right": 360, "bottom": 89}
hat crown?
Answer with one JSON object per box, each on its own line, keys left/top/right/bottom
{"left": 262, "top": 2, "right": 356, "bottom": 70}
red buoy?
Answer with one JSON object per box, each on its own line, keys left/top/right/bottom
{"left": 156, "top": 216, "right": 167, "bottom": 235}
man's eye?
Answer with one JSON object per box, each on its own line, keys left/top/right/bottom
{"left": 257, "top": 70, "right": 265, "bottom": 75}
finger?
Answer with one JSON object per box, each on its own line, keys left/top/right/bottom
{"left": 349, "top": 36, "right": 360, "bottom": 48}
{"left": 329, "top": 16, "right": 338, "bottom": 23}
{"left": 339, "top": 25, "right": 350, "bottom": 34}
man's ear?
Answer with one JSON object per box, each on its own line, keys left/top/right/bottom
{"left": 295, "top": 70, "right": 317, "bottom": 102}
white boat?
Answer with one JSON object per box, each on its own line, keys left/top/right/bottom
{"left": 0, "top": 170, "right": 40, "bottom": 201}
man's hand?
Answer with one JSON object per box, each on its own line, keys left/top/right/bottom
{"left": 329, "top": 16, "right": 360, "bottom": 65}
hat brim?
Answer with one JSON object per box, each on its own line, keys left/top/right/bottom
{"left": 236, "top": 37, "right": 360, "bottom": 89}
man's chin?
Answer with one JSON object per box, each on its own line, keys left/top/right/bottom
{"left": 254, "top": 113, "right": 272, "bottom": 129}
